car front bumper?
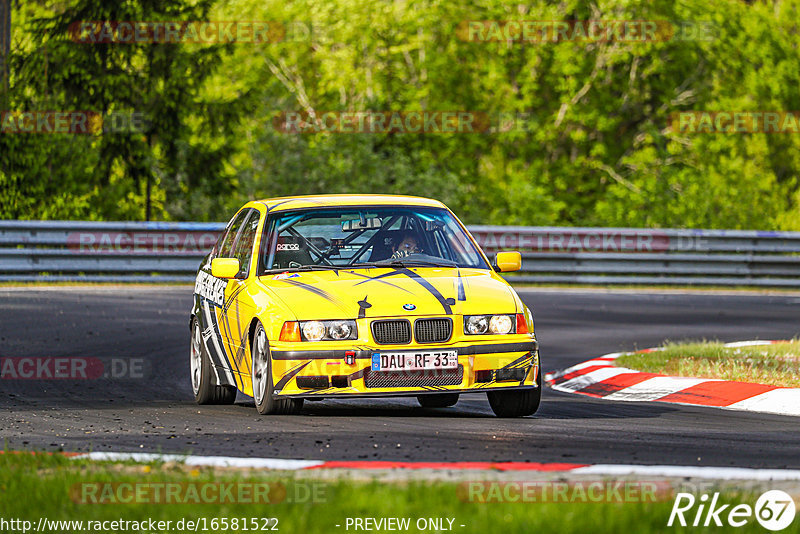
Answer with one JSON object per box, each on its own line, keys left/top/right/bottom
{"left": 267, "top": 339, "right": 539, "bottom": 398}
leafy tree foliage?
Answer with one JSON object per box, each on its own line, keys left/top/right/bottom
{"left": 2, "top": 0, "right": 800, "bottom": 230}
{"left": 1, "top": 0, "right": 246, "bottom": 220}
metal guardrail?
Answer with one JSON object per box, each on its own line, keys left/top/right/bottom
{"left": 1, "top": 220, "right": 800, "bottom": 287}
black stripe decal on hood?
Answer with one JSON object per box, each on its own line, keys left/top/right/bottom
{"left": 392, "top": 267, "right": 453, "bottom": 315}
{"left": 347, "top": 271, "right": 412, "bottom": 294}
{"left": 282, "top": 278, "right": 335, "bottom": 299}
{"left": 353, "top": 267, "right": 456, "bottom": 313}
{"left": 352, "top": 270, "right": 413, "bottom": 293}
{"left": 281, "top": 278, "right": 350, "bottom": 312}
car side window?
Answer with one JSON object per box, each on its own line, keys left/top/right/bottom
{"left": 218, "top": 209, "right": 250, "bottom": 258}
{"left": 232, "top": 210, "right": 260, "bottom": 278}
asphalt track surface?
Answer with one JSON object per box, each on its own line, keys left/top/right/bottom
{"left": 1, "top": 286, "right": 799, "bottom": 468}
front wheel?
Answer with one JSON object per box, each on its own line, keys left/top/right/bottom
{"left": 417, "top": 393, "right": 459, "bottom": 408}
{"left": 487, "top": 368, "right": 542, "bottom": 417}
{"left": 190, "top": 317, "right": 236, "bottom": 405}
{"left": 251, "top": 323, "right": 304, "bottom": 415}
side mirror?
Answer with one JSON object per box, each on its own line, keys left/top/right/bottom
{"left": 494, "top": 251, "right": 521, "bottom": 273}
{"left": 211, "top": 258, "right": 240, "bottom": 279}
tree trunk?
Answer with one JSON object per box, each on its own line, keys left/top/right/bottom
{"left": 0, "top": 0, "right": 10, "bottom": 95}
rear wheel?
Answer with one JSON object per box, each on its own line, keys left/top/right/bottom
{"left": 190, "top": 317, "right": 236, "bottom": 405}
{"left": 487, "top": 368, "right": 542, "bottom": 417}
{"left": 417, "top": 393, "right": 459, "bottom": 408}
{"left": 251, "top": 323, "right": 304, "bottom": 415}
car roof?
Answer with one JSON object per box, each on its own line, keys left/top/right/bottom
{"left": 253, "top": 194, "right": 447, "bottom": 212}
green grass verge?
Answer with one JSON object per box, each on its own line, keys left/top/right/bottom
{"left": 615, "top": 341, "right": 800, "bottom": 387}
{"left": 0, "top": 452, "right": 792, "bottom": 533}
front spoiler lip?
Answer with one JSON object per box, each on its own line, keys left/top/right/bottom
{"left": 271, "top": 340, "right": 538, "bottom": 360}
{"left": 276, "top": 383, "right": 539, "bottom": 399}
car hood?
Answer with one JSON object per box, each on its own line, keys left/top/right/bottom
{"left": 256, "top": 267, "right": 518, "bottom": 320}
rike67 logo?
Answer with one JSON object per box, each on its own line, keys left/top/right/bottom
{"left": 668, "top": 490, "right": 796, "bottom": 530}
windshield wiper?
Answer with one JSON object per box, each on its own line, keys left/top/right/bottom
{"left": 265, "top": 265, "right": 342, "bottom": 274}
{"left": 351, "top": 259, "right": 456, "bottom": 269}
{"left": 389, "top": 260, "right": 456, "bottom": 268}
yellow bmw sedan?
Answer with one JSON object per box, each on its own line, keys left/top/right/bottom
{"left": 189, "top": 195, "right": 540, "bottom": 417}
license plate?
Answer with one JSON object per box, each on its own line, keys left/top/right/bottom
{"left": 371, "top": 350, "right": 458, "bottom": 372}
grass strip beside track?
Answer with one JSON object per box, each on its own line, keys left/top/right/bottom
{"left": 615, "top": 341, "right": 800, "bottom": 388}
{"left": 0, "top": 451, "right": 781, "bottom": 534}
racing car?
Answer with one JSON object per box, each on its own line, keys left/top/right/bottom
{"left": 190, "top": 195, "right": 540, "bottom": 417}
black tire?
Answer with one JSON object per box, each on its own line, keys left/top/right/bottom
{"left": 417, "top": 393, "right": 459, "bottom": 408}
{"left": 251, "top": 323, "right": 304, "bottom": 415}
{"left": 487, "top": 368, "right": 542, "bottom": 417}
{"left": 190, "top": 317, "right": 236, "bottom": 405}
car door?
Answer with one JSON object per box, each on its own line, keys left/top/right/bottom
{"left": 218, "top": 208, "right": 261, "bottom": 384}
{"left": 195, "top": 208, "right": 250, "bottom": 389}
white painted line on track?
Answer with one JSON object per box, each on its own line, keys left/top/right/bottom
{"left": 573, "top": 464, "right": 800, "bottom": 481}
{"left": 70, "top": 452, "right": 800, "bottom": 480}
{"left": 80, "top": 452, "right": 324, "bottom": 470}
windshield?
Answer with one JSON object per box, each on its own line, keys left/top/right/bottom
{"left": 258, "top": 206, "right": 489, "bottom": 273}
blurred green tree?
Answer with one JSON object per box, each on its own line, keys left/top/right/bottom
{"left": 1, "top": 0, "right": 248, "bottom": 221}
{"left": 2, "top": 0, "right": 800, "bottom": 230}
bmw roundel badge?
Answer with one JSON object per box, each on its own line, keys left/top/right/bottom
{"left": 403, "top": 303, "right": 416, "bottom": 311}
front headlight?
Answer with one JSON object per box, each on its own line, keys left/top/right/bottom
{"left": 301, "top": 321, "right": 327, "bottom": 341}
{"left": 328, "top": 320, "right": 354, "bottom": 340}
{"left": 489, "top": 314, "right": 513, "bottom": 334}
{"left": 464, "top": 314, "right": 516, "bottom": 335}
{"left": 465, "top": 315, "right": 489, "bottom": 335}
{"left": 299, "top": 320, "right": 358, "bottom": 341}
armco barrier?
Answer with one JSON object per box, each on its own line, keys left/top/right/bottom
{"left": 1, "top": 221, "right": 799, "bottom": 287}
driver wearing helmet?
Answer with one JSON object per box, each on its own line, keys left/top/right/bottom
{"left": 391, "top": 231, "right": 421, "bottom": 259}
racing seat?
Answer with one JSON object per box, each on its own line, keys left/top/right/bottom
{"left": 272, "top": 236, "right": 314, "bottom": 269}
